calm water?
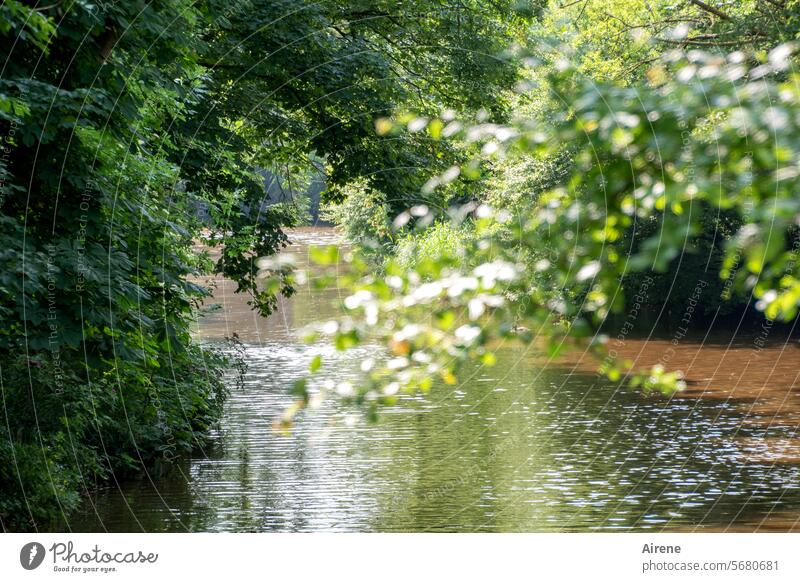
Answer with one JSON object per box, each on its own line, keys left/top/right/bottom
{"left": 68, "top": 228, "right": 800, "bottom": 532}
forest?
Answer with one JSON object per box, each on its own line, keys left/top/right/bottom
{"left": 2, "top": 0, "right": 800, "bottom": 532}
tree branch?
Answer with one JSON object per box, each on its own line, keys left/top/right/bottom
{"left": 687, "top": 0, "right": 732, "bottom": 21}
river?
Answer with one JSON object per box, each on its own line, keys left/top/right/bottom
{"left": 69, "top": 228, "right": 800, "bottom": 532}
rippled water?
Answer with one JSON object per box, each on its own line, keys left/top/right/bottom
{"left": 69, "top": 228, "right": 800, "bottom": 532}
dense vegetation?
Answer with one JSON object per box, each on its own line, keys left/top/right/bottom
{"left": 299, "top": 3, "right": 800, "bottom": 419}
{"left": 3, "top": 0, "right": 800, "bottom": 531}
{"left": 324, "top": 0, "right": 800, "bottom": 322}
{"left": 0, "top": 0, "right": 531, "bottom": 530}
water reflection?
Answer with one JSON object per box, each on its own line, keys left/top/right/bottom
{"left": 68, "top": 228, "right": 800, "bottom": 532}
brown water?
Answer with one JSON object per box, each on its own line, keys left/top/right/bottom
{"left": 68, "top": 228, "right": 800, "bottom": 532}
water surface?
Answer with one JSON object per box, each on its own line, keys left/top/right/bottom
{"left": 69, "top": 228, "right": 800, "bottom": 532}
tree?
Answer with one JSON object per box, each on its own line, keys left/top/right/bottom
{"left": 0, "top": 0, "right": 534, "bottom": 530}
{"left": 296, "top": 41, "right": 800, "bottom": 421}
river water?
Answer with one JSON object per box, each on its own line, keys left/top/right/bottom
{"left": 70, "top": 228, "right": 800, "bottom": 532}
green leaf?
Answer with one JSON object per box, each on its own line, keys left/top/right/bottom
{"left": 309, "top": 245, "right": 340, "bottom": 266}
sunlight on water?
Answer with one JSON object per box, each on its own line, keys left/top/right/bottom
{"left": 68, "top": 228, "right": 800, "bottom": 533}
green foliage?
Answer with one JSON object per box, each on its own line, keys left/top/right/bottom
{"left": 537, "top": 0, "right": 663, "bottom": 82}
{"left": 394, "top": 0, "right": 800, "bottom": 328}
{"left": 395, "top": 221, "right": 476, "bottom": 269}
{"left": 11, "top": 0, "right": 800, "bottom": 529}
{"left": 484, "top": 148, "right": 572, "bottom": 215}
{"left": 292, "top": 41, "right": 800, "bottom": 425}
{"left": 321, "top": 179, "right": 395, "bottom": 258}
{"left": 537, "top": 0, "right": 800, "bottom": 83}
{"left": 200, "top": 0, "right": 535, "bottom": 223}
{"left": 0, "top": 0, "right": 531, "bottom": 529}
{"left": 0, "top": 1, "right": 237, "bottom": 530}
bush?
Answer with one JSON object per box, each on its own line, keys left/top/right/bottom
{"left": 395, "top": 221, "right": 476, "bottom": 269}
{"left": 321, "top": 179, "right": 395, "bottom": 259}
{"left": 0, "top": 344, "right": 228, "bottom": 531}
